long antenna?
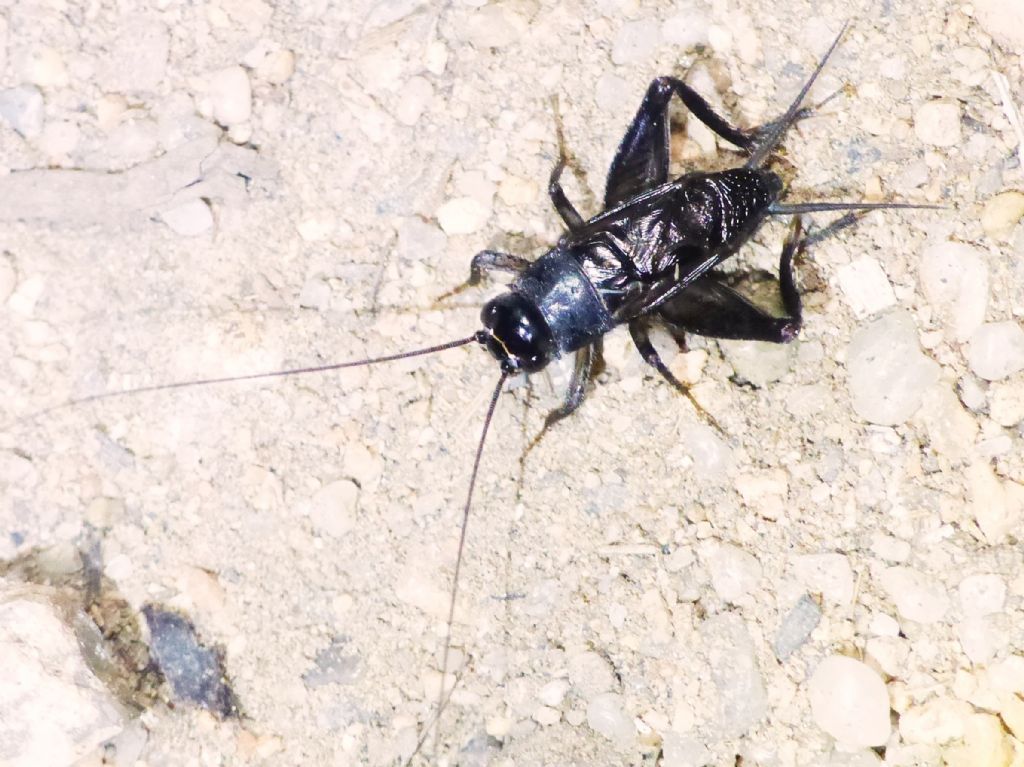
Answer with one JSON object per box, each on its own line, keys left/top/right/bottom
{"left": 405, "top": 371, "right": 508, "bottom": 765}
{"left": 769, "top": 201, "right": 945, "bottom": 215}
{"left": 746, "top": 21, "right": 849, "bottom": 169}
{"left": 10, "top": 335, "right": 479, "bottom": 428}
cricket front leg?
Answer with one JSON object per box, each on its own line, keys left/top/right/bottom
{"left": 435, "top": 250, "right": 531, "bottom": 304}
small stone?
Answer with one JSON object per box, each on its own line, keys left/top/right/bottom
{"left": 791, "top": 553, "right": 854, "bottom": 606}
{"left": 23, "top": 46, "right": 68, "bottom": 89}
{"left": 209, "top": 66, "right": 252, "bottom": 126}
{"left": 913, "top": 101, "right": 962, "bottom": 147}
{"left": 0, "top": 595, "right": 125, "bottom": 763}
{"left": 661, "top": 733, "right": 711, "bottom": 767}
{"left": 534, "top": 705, "right": 561, "bottom": 726}
{"left": 774, "top": 594, "right": 822, "bottom": 661}
{"left": 836, "top": 257, "right": 896, "bottom": 317}
{"left": 847, "top": 311, "right": 940, "bottom": 426}
{"left": 808, "top": 656, "right": 890, "bottom": 747}
{"left": 700, "top": 613, "right": 766, "bottom": 737}
{"left": 898, "top": 697, "right": 974, "bottom": 745}
{"left": 959, "top": 574, "right": 1007, "bottom": 617}
{"left": 302, "top": 637, "right": 361, "bottom": 687}
{"left": 568, "top": 651, "right": 615, "bottom": 700}
{"left": 298, "top": 277, "right": 330, "bottom": 311}
{"left": 161, "top": 199, "right": 214, "bottom": 236}
{"left": 460, "top": 4, "right": 528, "bottom": 48}
{"left": 942, "top": 713, "right": 1015, "bottom": 767}
{"left": 879, "top": 566, "right": 950, "bottom": 624}
{"left": 973, "top": 0, "right": 1024, "bottom": 53}
{"left": 258, "top": 49, "right": 295, "bottom": 85}
{"left": 297, "top": 215, "right": 334, "bottom": 242}
{"left": 425, "top": 41, "right": 447, "bottom": 75}
{"left": 719, "top": 338, "right": 793, "bottom": 387}
{"left": 612, "top": 19, "right": 661, "bottom": 65}
{"left": 918, "top": 384, "right": 978, "bottom": 462}
{"left": 96, "top": 94, "right": 128, "bottom": 132}
{"left": 981, "top": 191, "right": 1024, "bottom": 240}
{"left": 497, "top": 175, "right": 539, "bottom": 207}
{"left": 919, "top": 242, "right": 988, "bottom": 342}
{"left": 967, "top": 461, "right": 1024, "bottom": 543}
{"left": 957, "top": 615, "right": 1004, "bottom": 664}
{"left": 681, "top": 422, "right": 732, "bottom": 477}
{"left": 307, "top": 479, "right": 359, "bottom": 538}
{"left": 436, "top": 196, "right": 489, "bottom": 235}
{"left": 0, "top": 85, "right": 44, "bottom": 138}
{"left": 703, "top": 542, "right": 762, "bottom": 605}
{"left": 661, "top": 11, "right": 710, "bottom": 50}
{"left": 586, "top": 693, "right": 635, "bottom": 746}
{"left": 537, "top": 679, "right": 569, "bottom": 707}
{"left": 966, "top": 322, "right": 1024, "bottom": 381}
{"left": 989, "top": 380, "right": 1024, "bottom": 426}
{"left": 394, "top": 76, "right": 433, "bottom": 126}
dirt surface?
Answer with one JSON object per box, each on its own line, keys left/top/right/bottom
{"left": 2, "top": 1, "right": 1024, "bottom": 766}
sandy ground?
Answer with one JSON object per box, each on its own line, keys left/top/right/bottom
{"left": 2, "top": 0, "right": 1024, "bottom": 766}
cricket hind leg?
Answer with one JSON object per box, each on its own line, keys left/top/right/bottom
{"left": 547, "top": 97, "right": 587, "bottom": 231}
{"left": 657, "top": 217, "right": 805, "bottom": 343}
{"left": 628, "top": 318, "right": 724, "bottom": 435}
{"left": 435, "top": 250, "right": 531, "bottom": 303}
{"left": 605, "top": 75, "right": 759, "bottom": 209}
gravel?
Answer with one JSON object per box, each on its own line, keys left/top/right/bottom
{"left": 2, "top": 0, "right": 1023, "bottom": 765}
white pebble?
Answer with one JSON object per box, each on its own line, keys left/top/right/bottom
{"left": 23, "top": 46, "right": 68, "bottom": 89}
{"left": 879, "top": 566, "right": 950, "bottom": 624}
{"left": 258, "top": 49, "right": 296, "bottom": 85}
{"left": 460, "top": 4, "right": 528, "bottom": 48}
{"left": 537, "top": 679, "right": 569, "bottom": 707}
{"left": 209, "top": 66, "right": 252, "bottom": 126}
{"left": 959, "top": 574, "right": 1007, "bottom": 618}
{"left": 966, "top": 460, "right": 1023, "bottom": 543}
{"left": 913, "top": 101, "right": 962, "bottom": 147}
{"left": 395, "top": 76, "right": 434, "bottom": 126}
{"left": 700, "top": 613, "right": 766, "bottom": 736}
{"left": 973, "top": 0, "right": 1024, "bottom": 52}
{"left": 989, "top": 380, "right": 1024, "bottom": 426}
{"left": 586, "top": 693, "right": 635, "bottom": 746}
{"left": 836, "top": 257, "right": 896, "bottom": 317}
{"left": 899, "top": 697, "right": 974, "bottom": 745}
{"left": 0, "top": 595, "right": 126, "bottom": 763}
{"left": 846, "top": 311, "right": 939, "bottom": 426}
{"left": 807, "top": 656, "right": 891, "bottom": 747}
{"left": 568, "top": 651, "right": 615, "bottom": 700}
{"left": 0, "top": 85, "right": 44, "bottom": 139}
{"left": 661, "top": 11, "right": 710, "bottom": 50}
{"left": 919, "top": 242, "right": 988, "bottom": 342}
{"left": 660, "top": 733, "right": 711, "bottom": 767}
{"left": 307, "top": 479, "right": 359, "bottom": 538}
{"left": 681, "top": 422, "right": 732, "bottom": 476}
{"left": 980, "top": 191, "right": 1024, "bottom": 240}
{"left": 918, "top": 384, "right": 978, "bottom": 462}
{"left": 957, "top": 615, "right": 1005, "bottom": 664}
{"left": 719, "top": 338, "right": 793, "bottom": 387}
{"left": 534, "top": 705, "right": 561, "bottom": 726}
{"left": 791, "top": 552, "right": 854, "bottom": 606}
{"left": 160, "top": 199, "right": 214, "bottom": 236}
{"left": 966, "top": 321, "right": 1024, "bottom": 381}
{"left": 612, "top": 19, "right": 661, "bottom": 65}
{"left": 704, "top": 542, "right": 762, "bottom": 604}
{"left": 436, "top": 196, "right": 489, "bottom": 235}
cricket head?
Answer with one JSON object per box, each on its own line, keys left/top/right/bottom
{"left": 477, "top": 292, "right": 555, "bottom": 374}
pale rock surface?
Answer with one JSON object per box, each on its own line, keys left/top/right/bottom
{"left": 0, "top": 593, "right": 125, "bottom": 765}
{"left": 703, "top": 542, "right": 762, "bottom": 605}
{"left": 437, "top": 196, "right": 489, "bottom": 235}
{"left": 791, "top": 552, "right": 854, "bottom": 606}
{"left": 913, "top": 101, "right": 962, "bottom": 147}
{"left": 973, "top": 0, "right": 1024, "bottom": 52}
{"left": 898, "top": 697, "right": 974, "bottom": 745}
{"left": 807, "top": 656, "right": 890, "bottom": 748}
{"left": 700, "top": 613, "right": 766, "bottom": 737}
{"left": 0, "top": 85, "right": 44, "bottom": 139}
{"left": 967, "top": 322, "right": 1024, "bottom": 381}
{"left": 836, "top": 257, "right": 896, "bottom": 317}
{"left": 958, "top": 574, "right": 1007, "bottom": 617}
{"left": 209, "top": 66, "right": 252, "bottom": 126}
{"left": 586, "top": 693, "right": 635, "bottom": 746}
{"left": 846, "top": 311, "right": 939, "bottom": 425}
{"left": 980, "top": 191, "right": 1024, "bottom": 240}
{"left": 918, "top": 242, "right": 988, "bottom": 342}
{"left": 878, "top": 566, "right": 950, "bottom": 624}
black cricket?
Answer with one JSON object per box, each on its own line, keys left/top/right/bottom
{"left": 22, "top": 22, "right": 934, "bottom": 761}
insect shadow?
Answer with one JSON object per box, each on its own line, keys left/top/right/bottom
{"left": 13, "top": 20, "right": 939, "bottom": 766}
